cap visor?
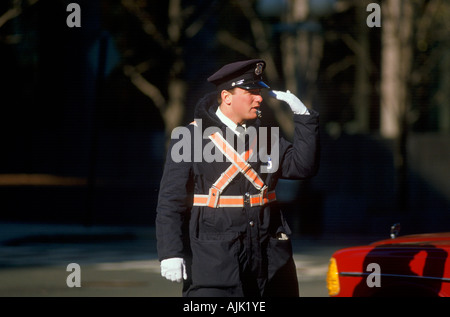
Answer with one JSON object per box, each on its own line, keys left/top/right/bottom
{"left": 237, "top": 80, "right": 270, "bottom": 90}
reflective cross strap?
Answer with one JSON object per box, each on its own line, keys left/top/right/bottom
{"left": 209, "top": 132, "right": 265, "bottom": 190}
{"left": 193, "top": 131, "right": 276, "bottom": 208}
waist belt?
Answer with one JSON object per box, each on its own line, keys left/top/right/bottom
{"left": 190, "top": 126, "right": 276, "bottom": 208}
{"left": 193, "top": 190, "right": 277, "bottom": 208}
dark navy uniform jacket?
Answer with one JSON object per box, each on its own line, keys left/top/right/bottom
{"left": 156, "top": 92, "right": 319, "bottom": 297}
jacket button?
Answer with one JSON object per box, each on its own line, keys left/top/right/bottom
{"left": 249, "top": 221, "right": 254, "bottom": 227}
{"left": 244, "top": 192, "right": 250, "bottom": 204}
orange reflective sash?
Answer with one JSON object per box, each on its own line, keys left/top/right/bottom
{"left": 193, "top": 131, "right": 276, "bottom": 208}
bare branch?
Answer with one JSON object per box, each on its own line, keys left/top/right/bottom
{"left": 168, "top": 0, "right": 182, "bottom": 43}
{"left": 234, "top": 0, "right": 268, "bottom": 52}
{"left": 340, "top": 33, "right": 375, "bottom": 74}
{"left": 0, "top": 0, "right": 39, "bottom": 29}
{"left": 216, "top": 31, "right": 257, "bottom": 57}
{"left": 184, "top": 1, "right": 219, "bottom": 38}
{"left": 121, "top": 0, "right": 171, "bottom": 50}
{"left": 0, "top": 6, "right": 21, "bottom": 29}
{"left": 123, "top": 64, "right": 166, "bottom": 110}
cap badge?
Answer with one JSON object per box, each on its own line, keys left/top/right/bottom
{"left": 255, "top": 63, "right": 264, "bottom": 76}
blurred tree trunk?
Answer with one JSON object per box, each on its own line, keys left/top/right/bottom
{"left": 223, "top": 0, "right": 325, "bottom": 140}
{"left": 282, "top": 0, "right": 324, "bottom": 102}
{"left": 437, "top": 48, "right": 450, "bottom": 133}
{"left": 380, "top": 0, "right": 414, "bottom": 211}
{"left": 413, "top": 0, "right": 450, "bottom": 133}
{"left": 351, "top": 0, "right": 372, "bottom": 133}
{"left": 232, "top": 0, "right": 295, "bottom": 139}
{"left": 164, "top": 0, "right": 185, "bottom": 138}
{"left": 381, "top": 0, "right": 413, "bottom": 139}
{"left": 280, "top": 0, "right": 324, "bottom": 139}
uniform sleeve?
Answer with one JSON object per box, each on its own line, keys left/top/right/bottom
{"left": 278, "top": 109, "right": 320, "bottom": 179}
{"left": 155, "top": 130, "right": 193, "bottom": 261}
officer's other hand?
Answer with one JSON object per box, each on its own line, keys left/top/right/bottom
{"left": 160, "top": 257, "right": 187, "bottom": 282}
{"left": 268, "top": 90, "right": 309, "bottom": 115}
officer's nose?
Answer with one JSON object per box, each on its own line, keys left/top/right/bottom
{"left": 254, "top": 94, "right": 263, "bottom": 103}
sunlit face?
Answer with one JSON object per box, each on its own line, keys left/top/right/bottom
{"left": 221, "top": 88, "right": 263, "bottom": 124}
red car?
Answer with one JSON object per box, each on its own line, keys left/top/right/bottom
{"left": 326, "top": 224, "right": 450, "bottom": 297}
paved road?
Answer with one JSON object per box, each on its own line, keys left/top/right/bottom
{"left": 0, "top": 222, "right": 373, "bottom": 297}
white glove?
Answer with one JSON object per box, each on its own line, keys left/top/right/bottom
{"left": 161, "top": 257, "right": 187, "bottom": 283}
{"left": 269, "top": 90, "right": 309, "bottom": 115}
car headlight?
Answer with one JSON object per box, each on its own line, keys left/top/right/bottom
{"left": 326, "top": 257, "right": 340, "bottom": 296}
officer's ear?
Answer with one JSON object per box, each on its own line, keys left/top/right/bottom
{"left": 221, "top": 90, "right": 233, "bottom": 106}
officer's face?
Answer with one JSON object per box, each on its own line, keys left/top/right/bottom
{"left": 230, "top": 88, "right": 263, "bottom": 123}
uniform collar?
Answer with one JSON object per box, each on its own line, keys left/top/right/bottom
{"left": 215, "top": 106, "right": 246, "bottom": 136}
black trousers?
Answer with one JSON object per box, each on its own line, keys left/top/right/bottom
{"left": 182, "top": 255, "right": 299, "bottom": 297}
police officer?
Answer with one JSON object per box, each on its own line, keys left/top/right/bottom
{"left": 156, "top": 59, "right": 319, "bottom": 297}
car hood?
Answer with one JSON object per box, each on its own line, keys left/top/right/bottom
{"left": 371, "top": 232, "right": 450, "bottom": 247}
